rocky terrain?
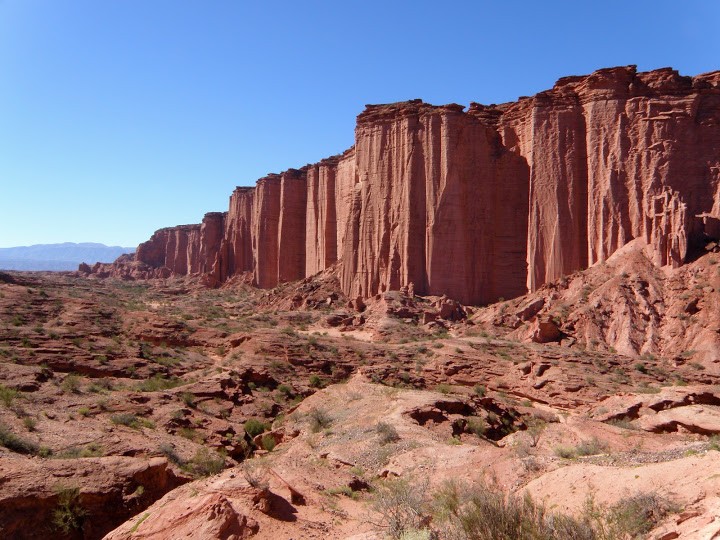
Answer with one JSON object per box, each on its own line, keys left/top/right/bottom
{"left": 3, "top": 242, "right": 720, "bottom": 538}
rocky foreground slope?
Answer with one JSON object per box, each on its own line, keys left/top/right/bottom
{"left": 84, "top": 65, "right": 720, "bottom": 307}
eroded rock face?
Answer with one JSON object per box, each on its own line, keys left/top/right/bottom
{"left": 340, "top": 101, "right": 529, "bottom": 305}
{"left": 0, "top": 456, "right": 184, "bottom": 540}
{"left": 87, "top": 66, "right": 720, "bottom": 305}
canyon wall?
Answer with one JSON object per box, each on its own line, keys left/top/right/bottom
{"left": 92, "top": 66, "right": 720, "bottom": 305}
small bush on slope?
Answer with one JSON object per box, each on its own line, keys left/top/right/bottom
{"left": 372, "top": 477, "right": 676, "bottom": 540}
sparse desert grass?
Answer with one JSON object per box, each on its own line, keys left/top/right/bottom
{"left": 606, "top": 418, "right": 638, "bottom": 430}
{"left": 372, "top": 477, "right": 677, "bottom": 540}
{"left": 554, "top": 437, "right": 607, "bottom": 459}
{"left": 135, "top": 374, "right": 184, "bottom": 392}
{"left": 60, "top": 374, "right": 82, "bottom": 394}
{"left": 325, "top": 485, "right": 358, "bottom": 499}
{"left": 58, "top": 443, "right": 103, "bottom": 458}
{"left": 110, "top": 413, "right": 154, "bottom": 430}
{"left": 376, "top": 421, "right": 400, "bottom": 444}
{"left": 525, "top": 418, "right": 546, "bottom": 447}
{"left": 0, "top": 384, "right": 19, "bottom": 406}
{"left": 184, "top": 447, "right": 225, "bottom": 477}
{"left": 0, "top": 423, "right": 39, "bottom": 454}
{"left": 307, "top": 408, "right": 332, "bottom": 433}
{"left": 242, "top": 462, "right": 269, "bottom": 490}
{"left": 371, "top": 477, "right": 429, "bottom": 538}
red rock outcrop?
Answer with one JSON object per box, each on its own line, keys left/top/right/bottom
{"left": 251, "top": 174, "right": 281, "bottom": 288}
{"left": 0, "top": 455, "right": 184, "bottom": 540}
{"left": 305, "top": 156, "right": 339, "bottom": 276}
{"left": 86, "top": 66, "right": 720, "bottom": 306}
{"left": 340, "top": 100, "right": 529, "bottom": 304}
{"left": 219, "top": 186, "right": 254, "bottom": 280}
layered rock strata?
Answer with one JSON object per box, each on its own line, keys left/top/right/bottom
{"left": 88, "top": 66, "right": 720, "bottom": 305}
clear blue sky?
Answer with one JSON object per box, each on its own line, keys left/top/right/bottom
{"left": 1, "top": 1, "right": 718, "bottom": 248}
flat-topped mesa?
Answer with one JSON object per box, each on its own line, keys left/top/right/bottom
{"left": 99, "top": 65, "right": 720, "bottom": 306}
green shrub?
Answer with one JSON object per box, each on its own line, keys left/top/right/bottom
{"left": 52, "top": 487, "right": 86, "bottom": 534}
{"left": 261, "top": 434, "right": 276, "bottom": 451}
{"left": 325, "top": 485, "right": 358, "bottom": 499}
{"left": 464, "top": 417, "right": 485, "bottom": 438}
{"left": 277, "top": 384, "right": 293, "bottom": 397}
{"left": 177, "top": 427, "right": 202, "bottom": 442}
{"left": 575, "top": 437, "right": 607, "bottom": 456}
{"left": 606, "top": 418, "right": 638, "bottom": 430}
{"left": 0, "top": 384, "right": 18, "bottom": 407}
{"left": 554, "top": 445, "right": 576, "bottom": 459}
{"left": 58, "top": 443, "right": 103, "bottom": 458}
{"left": 708, "top": 435, "right": 720, "bottom": 451}
{"left": 61, "top": 374, "right": 82, "bottom": 394}
{"left": 0, "top": 424, "right": 39, "bottom": 454}
{"left": 244, "top": 418, "right": 268, "bottom": 438}
{"left": 22, "top": 417, "right": 37, "bottom": 431}
{"left": 180, "top": 392, "right": 196, "bottom": 408}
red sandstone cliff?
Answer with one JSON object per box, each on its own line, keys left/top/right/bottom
{"left": 340, "top": 100, "right": 529, "bottom": 304}
{"left": 84, "top": 66, "right": 720, "bottom": 306}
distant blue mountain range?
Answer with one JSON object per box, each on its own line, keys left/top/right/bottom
{"left": 0, "top": 242, "right": 135, "bottom": 271}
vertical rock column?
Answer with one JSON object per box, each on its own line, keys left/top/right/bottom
{"left": 342, "top": 102, "right": 428, "bottom": 299}
{"left": 223, "top": 187, "right": 255, "bottom": 277}
{"left": 499, "top": 88, "right": 588, "bottom": 291}
{"left": 305, "top": 158, "right": 339, "bottom": 275}
{"left": 578, "top": 67, "right": 637, "bottom": 266}
{"left": 277, "top": 169, "right": 308, "bottom": 283}
{"left": 526, "top": 92, "right": 588, "bottom": 290}
{"left": 252, "top": 175, "right": 282, "bottom": 288}
{"left": 185, "top": 225, "right": 202, "bottom": 274}
{"left": 334, "top": 149, "right": 357, "bottom": 266}
{"left": 199, "top": 212, "right": 226, "bottom": 285}
{"left": 423, "top": 107, "right": 529, "bottom": 304}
